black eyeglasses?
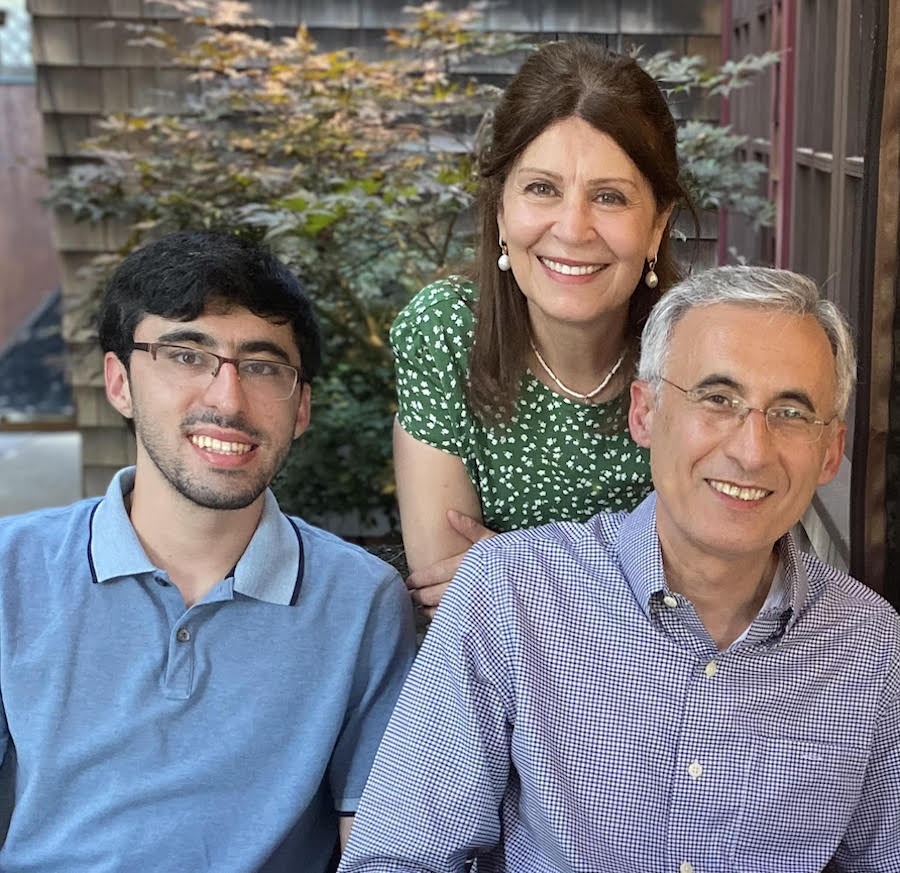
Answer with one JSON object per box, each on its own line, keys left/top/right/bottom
{"left": 132, "top": 342, "right": 300, "bottom": 401}
{"left": 659, "top": 377, "right": 835, "bottom": 443}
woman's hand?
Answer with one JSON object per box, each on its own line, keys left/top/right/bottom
{"left": 405, "top": 510, "right": 496, "bottom": 617}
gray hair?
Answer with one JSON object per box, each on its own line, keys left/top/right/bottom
{"left": 637, "top": 266, "right": 857, "bottom": 418}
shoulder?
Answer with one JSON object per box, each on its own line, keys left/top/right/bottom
{"left": 0, "top": 500, "right": 100, "bottom": 606}
{"left": 390, "top": 276, "right": 477, "bottom": 342}
{"left": 432, "top": 512, "right": 632, "bottom": 692}
{"left": 288, "top": 516, "right": 404, "bottom": 597}
{"left": 801, "top": 551, "right": 900, "bottom": 650}
{"left": 483, "top": 510, "right": 624, "bottom": 557}
{"left": 0, "top": 497, "right": 99, "bottom": 559}
{"left": 802, "top": 551, "right": 897, "bottom": 615}
{"left": 286, "top": 517, "right": 415, "bottom": 667}
{"left": 453, "top": 511, "right": 626, "bottom": 604}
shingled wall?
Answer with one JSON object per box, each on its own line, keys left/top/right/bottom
{"left": 28, "top": 0, "right": 722, "bottom": 498}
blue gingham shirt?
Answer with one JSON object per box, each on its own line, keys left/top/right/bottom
{"left": 340, "top": 493, "right": 900, "bottom": 873}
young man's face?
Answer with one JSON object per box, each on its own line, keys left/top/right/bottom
{"left": 104, "top": 305, "right": 310, "bottom": 512}
{"left": 629, "top": 303, "right": 845, "bottom": 565}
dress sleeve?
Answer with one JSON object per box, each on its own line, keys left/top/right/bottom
{"left": 337, "top": 546, "right": 514, "bottom": 872}
{"left": 389, "top": 279, "right": 476, "bottom": 456}
{"left": 328, "top": 570, "right": 417, "bottom": 813}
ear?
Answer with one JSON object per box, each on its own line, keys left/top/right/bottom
{"left": 497, "top": 213, "right": 506, "bottom": 245}
{"left": 104, "top": 351, "right": 134, "bottom": 419}
{"left": 649, "top": 203, "right": 675, "bottom": 257}
{"left": 293, "top": 382, "right": 312, "bottom": 439}
{"left": 628, "top": 379, "right": 655, "bottom": 448}
{"left": 817, "top": 421, "right": 846, "bottom": 486}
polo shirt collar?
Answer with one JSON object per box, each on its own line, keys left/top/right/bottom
{"left": 89, "top": 467, "right": 303, "bottom": 606}
{"left": 232, "top": 490, "right": 303, "bottom": 606}
{"left": 616, "top": 491, "right": 809, "bottom": 631}
{"left": 772, "top": 528, "right": 809, "bottom": 632}
{"left": 89, "top": 467, "right": 156, "bottom": 582}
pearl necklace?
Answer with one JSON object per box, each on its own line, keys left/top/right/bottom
{"left": 529, "top": 339, "right": 625, "bottom": 401}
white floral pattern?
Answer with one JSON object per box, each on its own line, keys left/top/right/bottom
{"left": 390, "top": 277, "right": 652, "bottom": 532}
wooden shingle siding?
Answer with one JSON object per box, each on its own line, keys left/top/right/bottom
{"left": 50, "top": 211, "right": 129, "bottom": 254}
{"left": 38, "top": 67, "right": 104, "bottom": 112}
{"left": 30, "top": 17, "right": 80, "bottom": 65}
{"left": 619, "top": 1, "right": 719, "bottom": 34}
{"left": 40, "top": 113, "right": 92, "bottom": 157}
{"left": 80, "top": 422, "right": 136, "bottom": 466}
{"left": 75, "top": 17, "right": 167, "bottom": 66}
{"left": 29, "top": 0, "right": 142, "bottom": 17}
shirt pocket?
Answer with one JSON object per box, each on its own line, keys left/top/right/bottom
{"left": 731, "top": 733, "right": 869, "bottom": 871}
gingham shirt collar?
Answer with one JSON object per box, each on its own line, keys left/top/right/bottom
{"left": 617, "top": 492, "right": 808, "bottom": 639}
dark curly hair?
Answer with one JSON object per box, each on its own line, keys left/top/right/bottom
{"left": 99, "top": 231, "right": 320, "bottom": 383}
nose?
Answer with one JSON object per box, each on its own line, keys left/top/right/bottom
{"left": 201, "top": 360, "right": 246, "bottom": 412}
{"left": 722, "top": 407, "right": 776, "bottom": 470}
{"left": 553, "top": 195, "right": 595, "bottom": 244}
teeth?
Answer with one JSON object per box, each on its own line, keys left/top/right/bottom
{"left": 190, "top": 435, "right": 252, "bottom": 455}
{"left": 709, "top": 480, "right": 770, "bottom": 501}
{"left": 541, "top": 257, "right": 604, "bottom": 276}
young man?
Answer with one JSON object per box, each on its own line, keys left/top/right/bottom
{"left": 0, "top": 232, "right": 416, "bottom": 872}
{"left": 340, "top": 267, "right": 900, "bottom": 873}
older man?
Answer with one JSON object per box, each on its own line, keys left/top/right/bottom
{"left": 0, "top": 232, "right": 415, "bottom": 872}
{"left": 340, "top": 267, "right": 899, "bottom": 873}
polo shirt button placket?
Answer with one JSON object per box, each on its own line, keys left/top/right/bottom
{"left": 164, "top": 622, "right": 196, "bottom": 699}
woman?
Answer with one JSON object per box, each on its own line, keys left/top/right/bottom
{"left": 392, "top": 40, "right": 690, "bottom": 611}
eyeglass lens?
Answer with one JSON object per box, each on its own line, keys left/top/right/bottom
{"left": 150, "top": 344, "right": 298, "bottom": 400}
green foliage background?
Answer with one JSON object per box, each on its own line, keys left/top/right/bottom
{"left": 48, "top": 1, "right": 777, "bottom": 534}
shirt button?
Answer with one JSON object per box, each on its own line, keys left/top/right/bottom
{"left": 687, "top": 761, "right": 703, "bottom": 779}
{"left": 663, "top": 594, "right": 678, "bottom": 608}
{"left": 176, "top": 627, "right": 191, "bottom": 643}
{"left": 680, "top": 863, "right": 695, "bottom": 873}
{"left": 704, "top": 660, "right": 718, "bottom": 678}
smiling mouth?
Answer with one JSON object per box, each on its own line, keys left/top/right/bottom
{"left": 539, "top": 257, "right": 605, "bottom": 276}
{"left": 190, "top": 435, "right": 254, "bottom": 455}
{"left": 708, "top": 479, "right": 772, "bottom": 501}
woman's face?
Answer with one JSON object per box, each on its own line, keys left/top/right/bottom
{"left": 498, "top": 116, "right": 672, "bottom": 335}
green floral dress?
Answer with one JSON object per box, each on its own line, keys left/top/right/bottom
{"left": 390, "top": 277, "right": 652, "bottom": 532}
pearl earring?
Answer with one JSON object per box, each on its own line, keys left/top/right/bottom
{"left": 497, "top": 237, "right": 511, "bottom": 272}
{"left": 644, "top": 257, "right": 659, "bottom": 289}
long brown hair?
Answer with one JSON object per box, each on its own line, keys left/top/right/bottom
{"left": 467, "top": 40, "right": 692, "bottom": 421}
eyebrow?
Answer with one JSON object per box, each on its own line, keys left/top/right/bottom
{"left": 238, "top": 340, "right": 293, "bottom": 363}
{"left": 514, "top": 167, "right": 639, "bottom": 188}
{"left": 154, "top": 329, "right": 293, "bottom": 363}
{"left": 693, "top": 374, "right": 818, "bottom": 412}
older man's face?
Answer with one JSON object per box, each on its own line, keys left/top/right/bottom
{"left": 629, "top": 303, "right": 845, "bottom": 566}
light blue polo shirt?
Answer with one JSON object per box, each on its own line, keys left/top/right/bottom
{"left": 0, "top": 468, "right": 416, "bottom": 873}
